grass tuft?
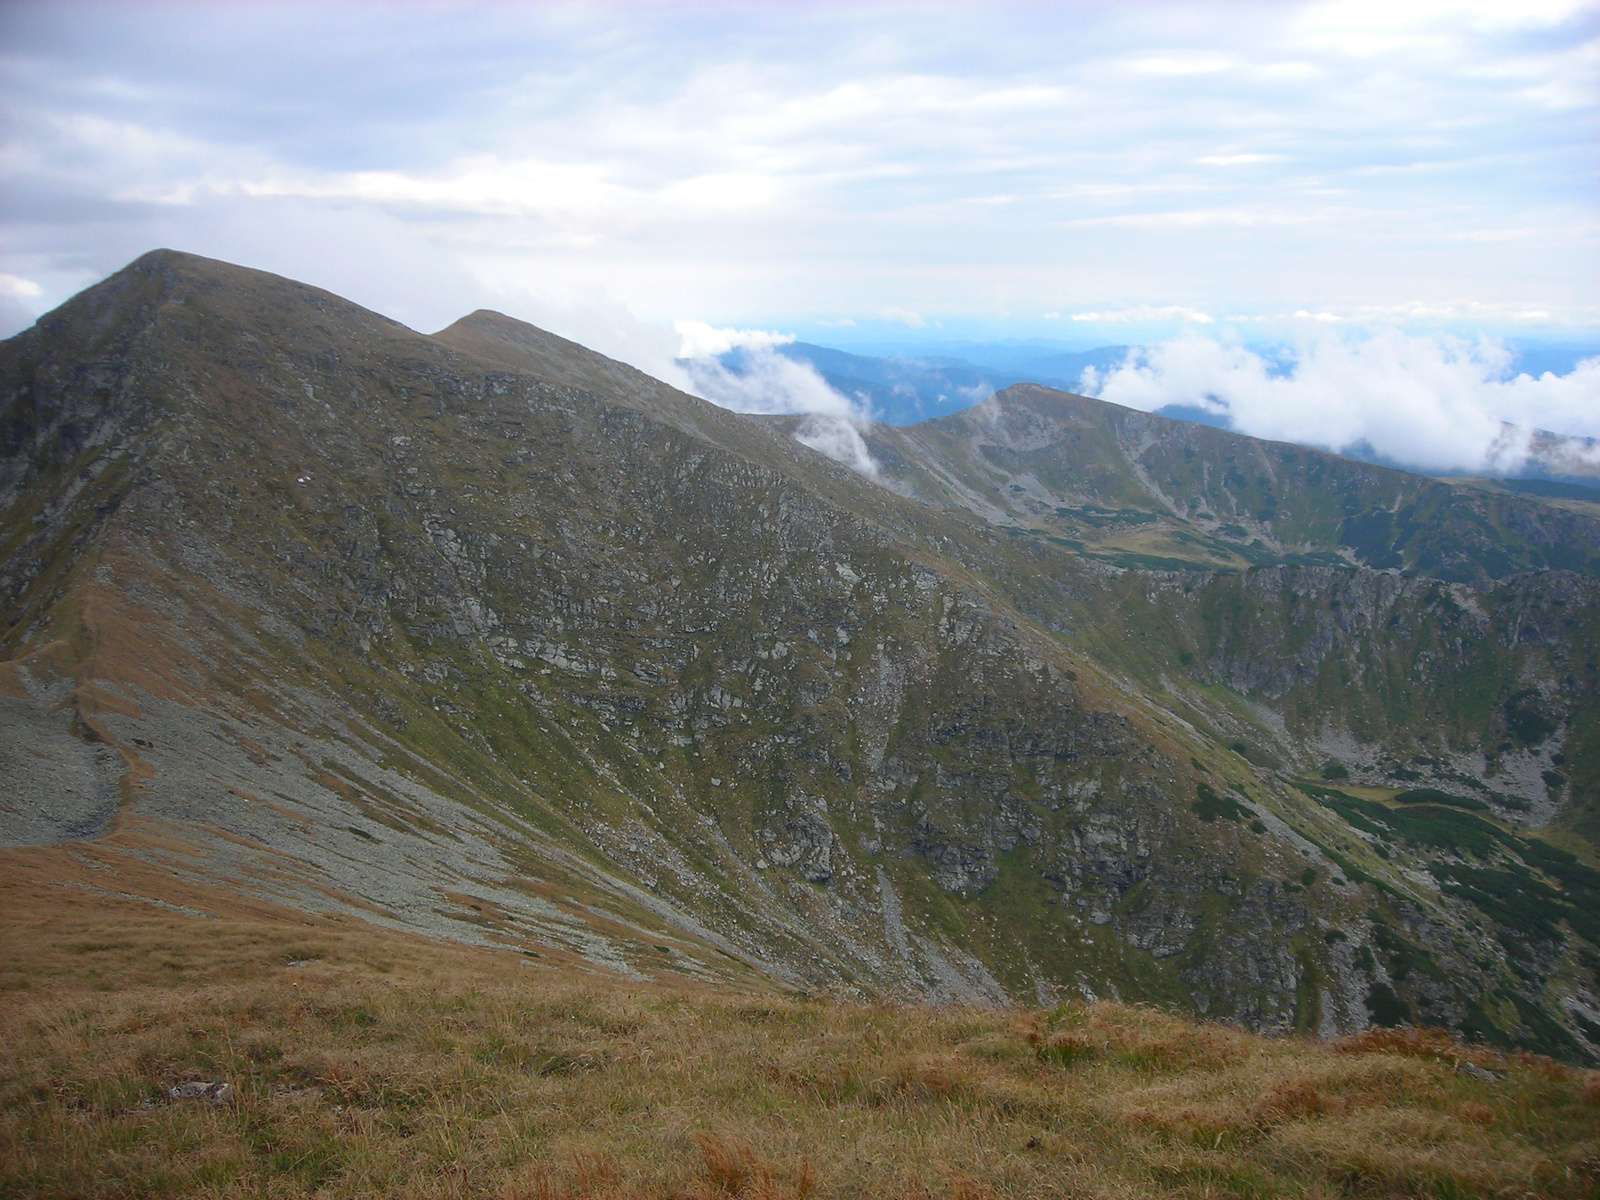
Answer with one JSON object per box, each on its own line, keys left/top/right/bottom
{"left": 1333, "top": 1026, "right": 1463, "bottom": 1059}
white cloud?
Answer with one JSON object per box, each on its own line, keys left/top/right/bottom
{"left": 223, "top": 158, "right": 792, "bottom": 233}
{"left": 681, "top": 347, "right": 862, "bottom": 420}
{"left": 1220, "top": 300, "right": 1586, "bottom": 325}
{"left": 1123, "top": 53, "right": 1236, "bottom": 76}
{"left": 1197, "top": 154, "right": 1286, "bottom": 166}
{"left": 0, "top": 274, "right": 42, "bottom": 298}
{"left": 673, "top": 321, "right": 795, "bottom": 359}
{"left": 881, "top": 307, "right": 928, "bottom": 329}
{"left": 1071, "top": 306, "right": 1215, "bottom": 324}
{"left": 678, "top": 343, "right": 880, "bottom": 478}
{"left": 1079, "top": 331, "right": 1600, "bottom": 473}
{"left": 793, "top": 415, "right": 881, "bottom": 480}
{"left": 233, "top": 159, "right": 631, "bottom": 220}
{"left": 1, "top": 2, "right": 1595, "bottom": 337}
{"left": 1295, "top": 0, "right": 1594, "bottom": 43}
{"left": 1066, "top": 208, "right": 1334, "bottom": 230}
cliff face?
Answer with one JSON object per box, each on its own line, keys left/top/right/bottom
{"left": 4, "top": 250, "right": 1598, "bottom": 1059}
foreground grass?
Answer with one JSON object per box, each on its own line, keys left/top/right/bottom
{"left": 3, "top": 896, "right": 1598, "bottom": 1199}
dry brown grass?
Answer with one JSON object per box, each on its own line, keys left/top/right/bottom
{"left": 3, "top": 875, "right": 1598, "bottom": 1200}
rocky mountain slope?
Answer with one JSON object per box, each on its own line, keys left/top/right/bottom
{"left": 843, "top": 386, "right": 1600, "bottom": 581}
{"left": 3, "top": 250, "right": 1598, "bottom": 1060}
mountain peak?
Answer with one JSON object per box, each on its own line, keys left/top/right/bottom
{"left": 430, "top": 306, "right": 713, "bottom": 432}
{"left": 9, "top": 248, "right": 422, "bottom": 364}
{"left": 432, "top": 307, "right": 603, "bottom": 377}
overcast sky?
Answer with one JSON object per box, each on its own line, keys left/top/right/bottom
{"left": 2, "top": 1, "right": 1597, "bottom": 465}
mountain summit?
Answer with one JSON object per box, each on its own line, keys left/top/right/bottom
{"left": 4, "top": 250, "right": 1598, "bottom": 1058}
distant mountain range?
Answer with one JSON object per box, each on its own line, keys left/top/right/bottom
{"left": 709, "top": 340, "right": 1600, "bottom": 489}
{"left": 717, "top": 341, "right": 1132, "bottom": 425}
{"left": 4, "top": 250, "right": 1599, "bottom": 1061}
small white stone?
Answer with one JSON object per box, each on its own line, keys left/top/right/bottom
{"left": 169, "top": 1081, "right": 233, "bottom": 1104}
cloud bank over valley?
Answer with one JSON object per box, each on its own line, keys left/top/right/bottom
{"left": 1079, "top": 333, "right": 1600, "bottom": 476}
{"left": 666, "top": 323, "right": 1599, "bottom": 481}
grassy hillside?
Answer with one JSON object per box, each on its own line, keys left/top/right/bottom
{"left": 4, "top": 872, "right": 1598, "bottom": 1200}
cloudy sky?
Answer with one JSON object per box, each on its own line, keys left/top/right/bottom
{"left": 2, "top": 1, "right": 1597, "bottom": 468}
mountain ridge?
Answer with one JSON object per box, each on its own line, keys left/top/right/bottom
{"left": 856, "top": 383, "right": 1600, "bottom": 583}
{"left": 4, "top": 249, "right": 1599, "bottom": 1060}
{"left": 746, "top": 337, "right": 1600, "bottom": 486}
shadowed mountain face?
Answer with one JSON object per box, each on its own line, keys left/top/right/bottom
{"left": 4, "top": 251, "right": 1600, "bottom": 1059}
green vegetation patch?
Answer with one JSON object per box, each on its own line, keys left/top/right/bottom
{"left": 1192, "top": 782, "right": 1249, "bottom": 823}
{"left": 1299, "top": 783, "right": 1392, "bottom": 840}
{"left": 1055, "top": 504, "right": 1161, "bottom": 528}
{"left": 1503, "top": 689, "right": 1559, "bottom": 748}
{"left": 1370, "top": 919, "right": 1444, "bottom": 982}
{"left": 1340, "top": 508, "right": 1404, "bottom": 570}
{"left": 1365, "top": 981, "right": 1412, "bottom": 1027}
{"left": 1430, "top": 862, "right": 1567, "bottom": 947}
{"left": 1516, "top": 839, "right": 1600, "bottom": 942}
{"left": 1392, "top": 787, "right": 1488, "bottom": 811}
{"left": 1302, "top": 783, "right": 1505, "bottom": 857}
{"left": 1496, "top": 477, "right": 1600, "bottom": 502}
{"left": 1380, "top": 805, "right": 1504, "bottom": 857}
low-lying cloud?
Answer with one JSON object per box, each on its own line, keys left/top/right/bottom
{"left": 790, "top": 416, "right": 881, "bottom": 481}
{"left": 674, "top": 321, "right": 795, "bottom": 359}
{"left": 1079, "top": 332, "right": 1600, "bottom": 476}
{"left": 679, "top": 342, "right": 880, "bottom": 479}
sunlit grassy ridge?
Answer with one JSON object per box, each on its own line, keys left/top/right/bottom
{"left": 4, "top": 886, "right": 1597, "bottom": 1200}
